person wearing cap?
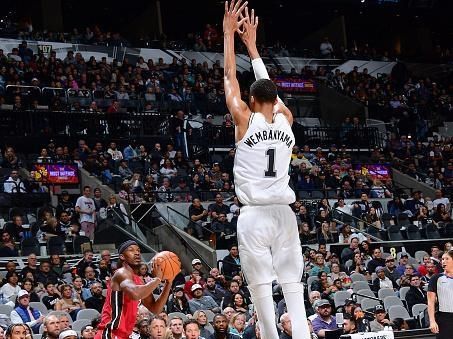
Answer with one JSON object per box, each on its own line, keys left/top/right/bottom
{"left": 372, "top": 266, "right": 398, "bottom": 293}
{"left": 188, "top": 284, "right": 219, "bottom": 314}
{"left": 56, "top": 191, "right": 75, "bottom": 221}
{"left": 369, "top": 304, "right": 392, "bottom": 332}
{"left": 311, "top": 299, "right": 336, "bottom": 338}
{"left": 384, "top": 256, "right": 400, "bottom": 282}
{"left": 59, "top": 329, "right": 78, "bottom": 339}
{"left": 10, "top": 290, "right": 45, "bottom": 334}
{"left": 94, "top": 241, "right": 175, "bottom": 339}
{"left": 167, "top": 286, "right": 191, "bottom": 314}
{"left": 80, "top": 324, "right": 95, "bottom": 339}
{"left": 184, "top": 270, "right": 205, "bottom": 299}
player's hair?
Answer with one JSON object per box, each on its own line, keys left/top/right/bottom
{"left": 183, "top": 319, "right": 199, "bottom": 331}
{"left": 250, "top": 79, "right": 277, "bottom": 104}
{"left": 444, "top": 249, "right": 453, "bottom": 259}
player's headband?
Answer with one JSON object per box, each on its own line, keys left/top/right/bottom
{"left": 118, "top": 240, "right": 138, "bottom": 254}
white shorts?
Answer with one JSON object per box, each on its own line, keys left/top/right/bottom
{"left": 237, "top": 204, "right": 303, "bottom": 286}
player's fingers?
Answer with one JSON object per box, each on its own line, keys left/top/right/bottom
{"left": 251, "top": 9, "right": 255, "bottom": 25}
{"left": 255, "top": 15, "right": 259, "bottom": 27}
{"left": 232, "top": 0, "right": 241, "bottom": 12}
{"left": 225, "top": 1, "right": 229, "bottom": 13}
{"left": 235, "top": 1, "right": 248, "bottom": 16}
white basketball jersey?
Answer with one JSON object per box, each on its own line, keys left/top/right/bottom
{"left": 234, "top": 112, "right": 296, "bottom": 205}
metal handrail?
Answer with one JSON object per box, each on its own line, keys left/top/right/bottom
{"left": 166, "top": 206, "right": 214, "bottom": 235}
{"left": 331, "top": 208, "right": 382, "bottom": 242}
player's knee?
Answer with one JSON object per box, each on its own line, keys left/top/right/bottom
{"left": 281, "top": 282, "right": 304, "bottom": 294}
{"left": 248, "top": 283, "right": 273, "bottom": 299}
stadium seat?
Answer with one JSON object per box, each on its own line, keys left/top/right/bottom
{"left": 412, "top": 303, "right": 427, "bottom": 318}
{"left": 21, "top": 238, "right": 40, "bottom": 256}
{"left": 344, "top": 260, "right": 353, "bottom": 269}
{"left": 383, "top": 296, "right": 404, "bottom": 311}
{"left": 397, "top": 214, "right": 410, "bottom": 226}
{"left": 352, "top": 281, "right": 370, "bottom": 292}
{"left": 361, "top": 298, "right": 380, "bottom": 311}
{"left": 350, "top": 273, "right": 368, "bottom": 283}
{"left": 426, "top": 224, "right": 440, "bottom": 239}
{"left": 445, "top": 223, "right": 453, "bottom": 237}
{"left": 204, "top": 323, "right": 214, "bottom": 334}
{"left": 168, "top": 312, "right": 189, "bottom": 322}
{"left": 366, "top": 226, "right": 385, "bottom": 240}
{"left": 30, "top": 302, "right": 49, "bottom": 315}
{"left": 388, "top": 305, "right": 411, "bottom": 321}
{"left": 381, "top": 213, "right": 394, "bottom": 228}
{"left": 299, "top": 191, "right": 311, "bottom": 199}
{"left": 406, "top": 224, "right": 422, "bottom": 240}
{"left": 356, "top": 289, "right": 376, "bottom": 304}
{"left": 72, "top": 319, "right": 92, "bottom": 332}
{"left": 311, "top": 191, "right": 324, "bottom": 199}
{"left": 76, "top": 309, "right": 100, "bottom": 321}
{"left": 378, "top": 288, "right": 395, "bottom": 300}
{"left": 73, "top": 236, "right": 92, "bottom": 254}
{"left": 40, "top": 293, "right": 48, "bottom": 302}
{"left": 333, "top": 290, "right": 352, "bottom": 308}
{"left": 0, "top": 304, "right": 13, "bottom": 315}
{"left": 47, "top": 236, "right": 65, "bottom": 255}
{"left": 387, "top": 225, "right": 404, "bottom": 241}
{"left": 414, "top": 250, "right": 429, "bottom": 264}
{"left": 399, "top": 286, "right": 410, "bottom": 301}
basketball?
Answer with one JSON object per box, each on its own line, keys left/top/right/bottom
{"left": 151, "top": 251, "right": 181, "bottom": 281}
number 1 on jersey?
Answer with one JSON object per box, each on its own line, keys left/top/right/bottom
{"left": 265, "top": 148, "right": 277, "bottom": 177}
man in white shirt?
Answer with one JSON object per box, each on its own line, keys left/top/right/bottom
{"left": 3, "top": 170, "right": 26, "bottom": 193}
{"left": 75, "top": 186, "right": 96, "bottom": 240}
{"left": 335, "top": 198, "right": 354, "bottom": 215}
{"left": 10, "top": 290, "right": 45, "bottom": 333}
{"left": 107, "top": 142, "right": 123, "bottom": 162}
{"left": 432, "top": 189, "right": 450, "bottom": 210}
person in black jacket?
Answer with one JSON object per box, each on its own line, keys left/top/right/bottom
{"left": 84, "top": 283, "right": 105, "bottom": 313}
{"left": 222, "top": 244, "right": 241, "bottom": 279}
{"left": 166, "top": 286, "right": 191, "bottom": 314}
{"left": 405, "top": 275, "right": 427, "bottom": 316}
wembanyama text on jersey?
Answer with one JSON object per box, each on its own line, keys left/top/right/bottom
{"left": 234, "top": 112, "right": 296, "bottom": 206}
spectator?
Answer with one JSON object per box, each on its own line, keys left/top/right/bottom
{"left": 384, "top": 256, "right": 400, "bottom": 282}
{"left": 76, "top": 250, "right": 97, "bottom": 277}
{"left": 169, "top": 317, "right": 184, "bottom": 339}
{"left": 42, "top": 282, "right": 61, "bottom": 310}
{"left": 82, "top": 266, "right": 103, "bottom": 290}
{"left": 184, "top": 270, "right": 203, "bottom": 300}
{"left": 75, "top": 186, "right": 96, "bottom": 240}
{"left": 405, "top": 275, "right": 427, "bottom": 316}
{"left": 367, "top": 248, "right": 386, "bottom": 274}
{"left": 221, "top": 244, "right": 241, "bottom": 279}
{"left": 340, "top": 236, "right": 360, "bottom": 262}
{"left": 372, "top": 266, "right": 398, "bottom": 292}
{"left": 42, "top": 314, "right": 62, "bottom": 339}
{"left": 21, "top": 279, "right": 40, "bottom": 303}
{"left": 36, "top": 261, "right": 59, "bottom": 286}
{"left": 167, "top": 286, "right": 190, "bottom": 314}
{"left": 21, "top": 254, "right": 38, "bottom": 280}
{"left": 208, "top": 194, "right": 230, "bottom": 223}
{"left": 188, "top": 284, "right": 220, "bottom": 314}
{"left": 209, "top": 314, "right": 241, "bottom": 339}
{"left": 204, "top": 275, "right": 226, "bottom": 306}
{"left": 56, "top": 191, "right": 76, "bottom": 221}
{"left": 0, "top": 272, "right": 21, "bottom": 301}
{"left": 55, "top": 284, "right": 84, "bottom": 321}
{"left": 0, "top": 230, "right": 19, "bottom": 256}
{"left": 84, "top": 283, "right": 105, "bottom": 313}
{"left": 184, "top": 319, "right": 203, "bottom": 339}
{"left": 320, "top": 37, "right": 334, "bottom": 58}
{"left": 10, "top": 290, "right": 45, "bottom": 333}
{"left": 3, "top": 170, "right": 26, "bottom": 193}
{"left": 229, "top": 312, "right": 247, "bottom": 337}
{"left": 395, "top": 253, "right": 410, "bottom": 277}
{"left": 369, "top": 305, "right": 392, "bottom": 332}
{"left": 188, "top": 198, "right": 208, "bottom": 240}
{"left": 311, "top": 299, "right": 337, "bottom": 338}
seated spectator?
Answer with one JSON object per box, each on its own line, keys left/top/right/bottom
{"left": 4, "top": 216, "right": 26, "bottom": 241}
{"left": 184, "top": 270, "right": 204, "bottom": 300}
{"left": 106, "top": 194, "right": 129, "bottom": 225}
{"left": 222, "top": 244, "right": 241, "bottom": 279}
{"left": 55, "top": 284, "right": 84, "bottom": 321}
{"left": 299, "top": 222, "right": 313, "bottom": 244}
{"left": 317, "top": 222, "right": 335, "bottom": 244}
{"left": 0, "top": 272, "right": 21, "bottom": 301}
{"left": 0, "top": 230, "right": 19, "bottom": 256}
{"left": 229, "top": 312, "right": 247, "bottom": 337}
{"left": 383, "top": 256, "right": 400, "bottom": 282}
{"left": 191, "top": 311, "right": 211, "bottom": 339}
{"left": 340, "top": 236, "right": 360, "bottom": 263}
{"left": 372, "top": 266, "right": 398, "bottom": 292}
{"left": 329, "top": 263, "right": 349, "bottom": 284}
{"left": 367, "top": 248, "right": 386, "bottom": 274}
{"left": 82, "top": 266, "right": 103, "bottom": 290}
{"left": 203, "top": 276, "right": 226, "bottom": 306}
{"left": 84, "top": 283, "right": 105, "bottom": 313}
{"left": 310, "top": 253, "right": 330, "bottom": 277}
{"left": 42, "top": 282, "right": 60, "bottom": 310}
{"left": 167, "top": 286, "right": 191, "bottom": 314}
{"left": 188, "top": 284, "right": 220, "bottom": 314}
{"left": 310, "top": 271, "right": 333, "bottom": 298}
{"left": 405, "top": 275, "right": 427, "bottom": 316}
{"left": 10, "top": 290, "right": 44, "bottom": 333}
{"left": 228, "top": 293, "right": 250, "bottom": 318}
{"left": 432, "top": 203, "right": 451, "bottom": 224}
{"left": 36, "top": 261, "right": 59, "bottom": 286}
{"left": 21, "top": 279, "right": 40, "bottom": 303}
{"left": 364, "top": 207, "right": 382, "bottom": 229}
{"left": 352, "top": 306, "right": 371, "bottom": 332}
{"left": 369, "top": 305, "right": 393, "bottom": 332}
{"left": 311, "top": 299, "right": 337, "bottom": 338}
{"left": 399, "top": 265, "right": 418, "bottom": 287}
{"left": 3, "top": 170, "right": 26, "bottom": 193}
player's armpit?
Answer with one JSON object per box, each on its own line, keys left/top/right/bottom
{"left": 224, "top": 78, "right": 251, "bottom": 126}
{"left": 273, "top": 101, "right": 293, "bottom": 126}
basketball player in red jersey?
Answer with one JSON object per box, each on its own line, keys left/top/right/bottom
{"left": 95, "top": 240, "right": 175, "bottom": 339}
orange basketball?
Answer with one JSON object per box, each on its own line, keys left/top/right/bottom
{"left": 151, "top": 251, "right": 181, "bottom": 281}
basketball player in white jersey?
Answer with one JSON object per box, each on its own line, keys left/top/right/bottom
{"left": 223, "top": 2, "right": 310, "bottom": 338}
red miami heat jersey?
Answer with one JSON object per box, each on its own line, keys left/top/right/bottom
{"left": 95, "top": 274, "right": 143, "bottom": 339}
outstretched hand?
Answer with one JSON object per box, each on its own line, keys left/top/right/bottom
{"left": 223, "top": 0, "right": 248, "bottom": 34}
{"left": 238, "top": 7, "right": 258, "bottom": 50}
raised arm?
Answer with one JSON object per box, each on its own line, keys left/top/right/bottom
{"left": 223, "top": 0, "right": 250, "bottom": 130}
{"left": 239, "top": 8, "right": 293, "bottom": 125}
